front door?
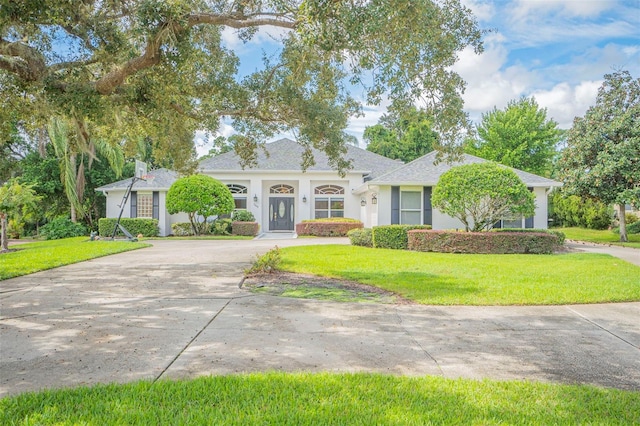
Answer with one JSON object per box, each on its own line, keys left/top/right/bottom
{"left": 269, "top": 197, "right": 294, "bottom": 231}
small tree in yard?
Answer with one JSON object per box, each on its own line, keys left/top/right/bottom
{"left": 559, "top": 70, "right": 640, "bottom": 242}
{"left": 166, "top": 175, "right": 234, "bottom": 236}
{"left": 0, "top": 180, "right": 41, "bottom": 251}
{"left": 432, "top": 163, "right": 535, "bottom": 232}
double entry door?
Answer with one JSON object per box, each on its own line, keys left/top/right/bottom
{"left": 269, "top": 197, "right": 294, "bottom": 231}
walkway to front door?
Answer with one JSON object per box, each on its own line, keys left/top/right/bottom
{"left": 269, "top": 197, "right": 294, "bottom": 231}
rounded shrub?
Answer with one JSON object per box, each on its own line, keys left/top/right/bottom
{"left": 40, "top": 217, "right": 87, "bottom": 240}
{"left": 232, "top": 210, "right": 256, "bottom": 222}
{"left": 347, "top": 228, "right": 373, "bottom": 247}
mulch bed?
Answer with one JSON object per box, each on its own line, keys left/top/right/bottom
{"left": 242, "top": 271, "right": 414, "bottom": 304}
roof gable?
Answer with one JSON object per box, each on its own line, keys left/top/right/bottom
{"left": 370, "top": 151, "right": 561, "bottom": 187}
{"left": 96, "top": 168, "right": 179, "bottom": 191}
{"left": 199, "top": 138, "right": 403, "bottom": 180}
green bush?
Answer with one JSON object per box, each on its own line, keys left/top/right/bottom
{"left": 614, "top": 220, "right": 640, "bottom": 235}
{"left": 347, "top": 228, "right": 373, "bottom": 247}
{"left": 626, "top": 213, "right": 639, "bottom": 225}
{"left": 628, "top": 221, "right": 640, "bottom": 234}
{"left": 232, "top": 210, "right": 256, "bottom": 222}
{"left": 296, "top": 220, "right": 363, "bottom": 237}
{"left": 171, "top": 222, "right": 195, "bottom": 236}
{"left": 98, "top": 218, "right": 159, "bottom": 237}
{"left": 232, "top": 221, "right": 259, "bottom": 236}
{"left": 212, "top": 218, "right": 232, "bottom": 235}
{"left": 550, "top": 192, "right": 612, "bottom": 229}
{"left": 372, "top": 225, "right": 432, "bottom": 250}
{"left": 245, "top": 246, "right": 281, "bottom": 274}
{"left": 409, "top": 230, "right": 559, "bottom": 254}
{"left": 40, "top": 217, "right": 87, "bottom": 240}
{"left": 493, "top": 228, "right": 565, "bottom": 245}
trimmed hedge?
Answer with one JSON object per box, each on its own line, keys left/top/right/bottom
{"left": 232, "top": 221, "right": 259, "bottom": 236}
{"left": 347, "top": 228, "right": 373, "bottom": 247}
{"left": 171, "top": 222, "right": 194, "bottom": 236}
{"left": 493, "top": 228, "right": 566, "bottom": 245}
{"left": 301, "top": 217, "right": 361, "bottom": 223}
{"left": 296, "top": 220, "right": 363, "bottom": 237}
{"left": 98, "top": 218, "right": 159, "bottom": 237}
{"left": 408, "top": 230, "right": 559, "bottom": 254}
{"left": 372, "top": 225, "right": 432, "bottom": 250}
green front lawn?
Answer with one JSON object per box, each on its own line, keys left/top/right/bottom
{"left": 558, "top": 227, "right": 640, "bottom": 248}
{"left": 2, "top": 373, "right": 638, "bottom": 425}
{"left": 278, "top": 245, "right": 640, "bottom": 305}
{"left": 0, "top": 237, "right": 150, "bottom": 280}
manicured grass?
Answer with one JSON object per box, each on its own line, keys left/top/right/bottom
{"left": 558, "top": 227, "right": 640, "bottom": 248}
{"left": 0, "top": 237, "right": 150, "bottom": 280}
{"left": 1, "top": 373, "right": 638, "bottom": 425}
{"left": 278, "top": 245, "right": 640, "bottom": 305}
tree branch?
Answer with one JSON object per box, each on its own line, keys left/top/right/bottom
{"left": 0, "top": 39, "right": 47, "bottom": 82}
{"left": 187, "top": 13, "right": 296, "bottom": 29}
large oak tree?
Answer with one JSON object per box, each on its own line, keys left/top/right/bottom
{"left": 0, "top": 0, "right": 482, "bottom": 174}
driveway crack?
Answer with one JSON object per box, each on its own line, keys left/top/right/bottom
{"left": 565, "top": 306, "right": 639, "bottom": 350}
{"left": 153, "top": 298, "right": 233, "bottom": 383}
{"left": 394, "top": 307, "right": 444, "bottom": 376}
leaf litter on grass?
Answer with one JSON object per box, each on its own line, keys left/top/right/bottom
{"left": 243, "top": 272, "right": 413, "bottom": 304}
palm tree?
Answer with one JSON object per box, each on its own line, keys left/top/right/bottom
{"left": 47, "top": 116, "right": 124, "bottom": 222}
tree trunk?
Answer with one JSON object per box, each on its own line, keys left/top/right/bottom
{"left": 1, "top": 212, "right": 8, "bottom": 251}
{"left": 70, "top": 204, "right": 77, "bottom": 223}
{"left": 617, "top": 204, "right": 628, "bottom": 242}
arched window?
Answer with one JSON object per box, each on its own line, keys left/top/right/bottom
{"left": 226, "top": 184, "right": 248, "bottom": 209}
{"left": 227, "top": 184, "right": 248, "bottom": 194}
{"left": 314, "top": 185, "right": 345, "bottom": 195}
{"left": 314, "top": 185, "right": 345, "bottom": 218}
{"left": 270, "top": 184, "right": 295, "bottom": 194}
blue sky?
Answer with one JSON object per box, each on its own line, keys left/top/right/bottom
{"left": 199, "top": 0, "right": 640, "bottom": 154}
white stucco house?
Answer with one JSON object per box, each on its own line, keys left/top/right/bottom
{"left": 96, "top": 138, "right": 561, "bottom": 236}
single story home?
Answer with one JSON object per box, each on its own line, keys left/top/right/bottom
{"left": 96, "top": 138, "right": 561, "bottom": 236}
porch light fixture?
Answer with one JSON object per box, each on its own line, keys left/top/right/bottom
{"left": 371, "top": 193, "right": 377, "bottom": 204}
{"left": 302, "top": 195, "right": 307, "bottom": 203}
{"left": 253, "top": 194, "right": 258, "bottom": 203}
{"left": 361, "top": 198, "right": 366, "bottom": 206}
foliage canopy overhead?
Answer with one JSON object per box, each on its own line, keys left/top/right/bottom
{"left": 432, "top": 162, "right": 535, "bottom": 232}
{"left": 0, "top": 0, "right": 483, "bottom": 173}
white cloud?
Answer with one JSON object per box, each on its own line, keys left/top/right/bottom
{"left": 461, "top": 0, "right": 495, "bottom": 21}
{"left": 453, "top": 42, "right": 538, "bottom": 120}
{"left": 511, "top": 0, "right": 612, "bottom": 19}
{"left": 532, "top": 80, "right": 601, "bottom": 128}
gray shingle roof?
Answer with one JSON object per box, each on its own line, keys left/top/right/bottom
{"left": 96, "top": 168, "right": 179, "bottom": 191}
{"left": 370, "top": 151, "right": 561, "bottom": 187}
{"left": 199, "top": 138, "right": 403, "bottom": 180}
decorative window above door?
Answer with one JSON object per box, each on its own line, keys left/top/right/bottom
{"left": 270, "top": 184, "right": 295, "bottom": 194}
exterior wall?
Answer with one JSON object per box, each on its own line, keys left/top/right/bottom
{"left": 374, "top": 184, "right": 552, "bottom": 230}
{"left": 533, "top": 187, "right": 549, "bottom": 229}
{"left": 102, "top": 189, "right": 187, "bottom": 236}
{"left": 206, "top": 170, "right": 365, "bottom": 233}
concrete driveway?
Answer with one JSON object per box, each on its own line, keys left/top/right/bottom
{"left": 1, "top": 239, "right": 639, "bottom": 397}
